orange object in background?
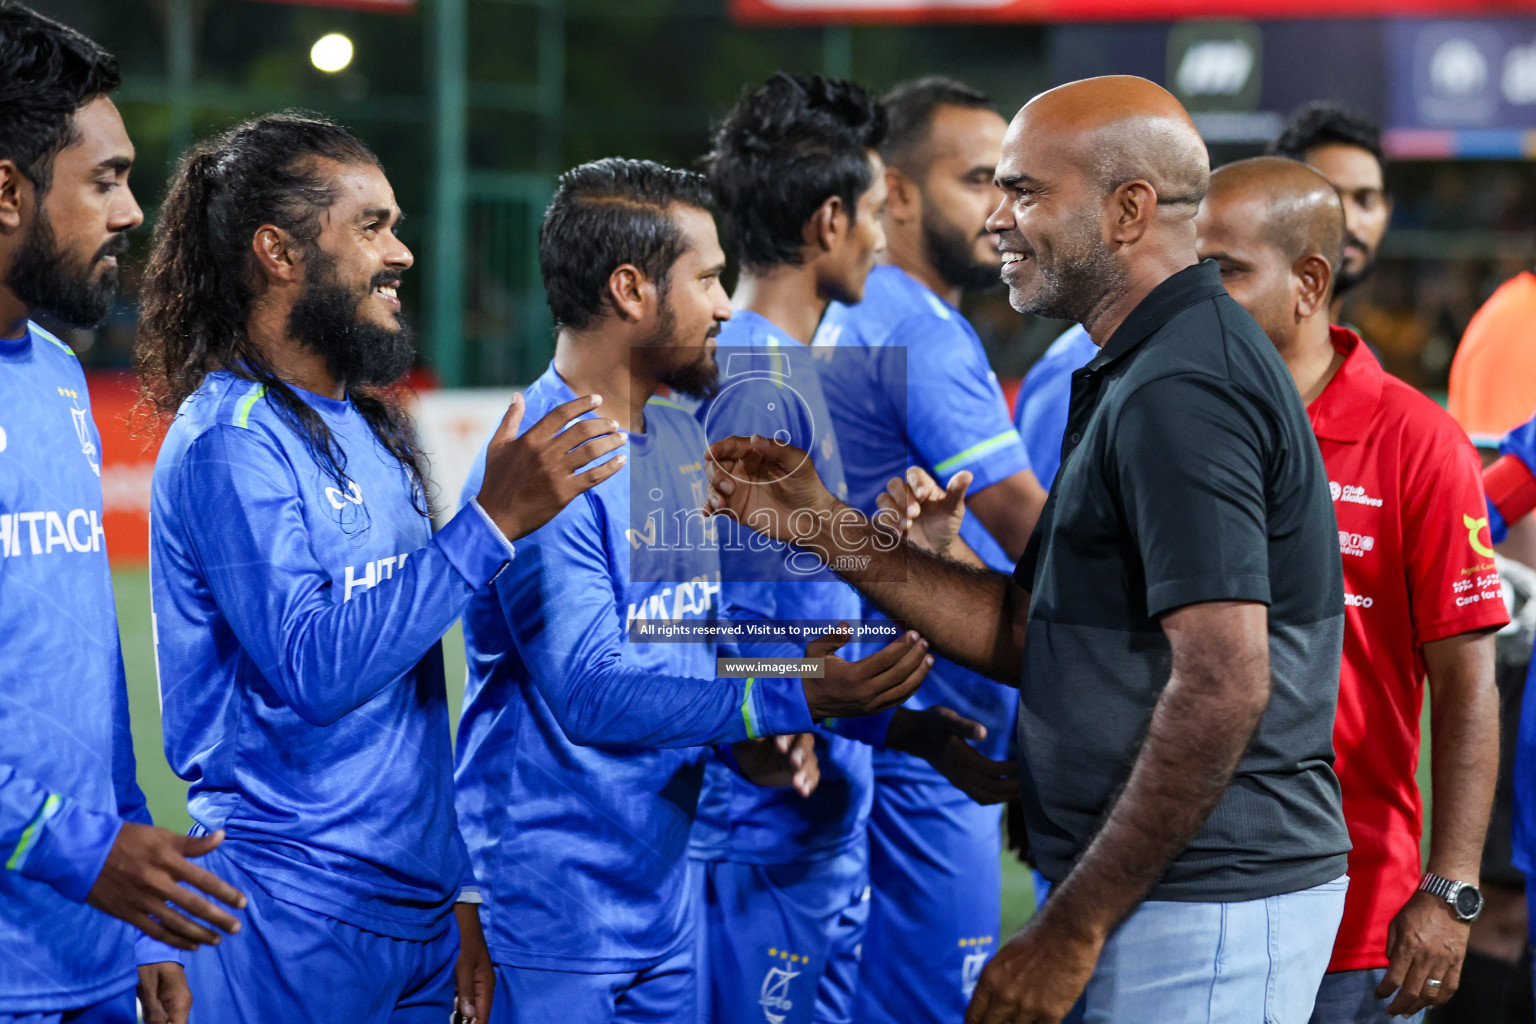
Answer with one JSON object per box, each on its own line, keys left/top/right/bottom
{"left": 1448, "top": 271, "right": 1536, "bottom": 449}
{"left": 87, "top": 371, "right": 162, "bottom": 567}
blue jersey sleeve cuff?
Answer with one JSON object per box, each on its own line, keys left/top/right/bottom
{"left": 435, "top": 501, "right": 515, "bottom": 589}
{"left": 15, "top": 797, "right": 123, "bottom": 903}
{"left": 933, "top": 433, "right": 1031, "bottom": 492}
{"left": 740, "top": 676, "right": 814, "bottom": 739}
{"left": 134, "top": 932, "right": 185, "bottom": 967}
{"left": 822, "top": 707, "right": 896, "bottom": 749}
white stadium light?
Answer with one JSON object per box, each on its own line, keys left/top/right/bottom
{"left": 310, "top": 32, "right": 354, "bottom": 74}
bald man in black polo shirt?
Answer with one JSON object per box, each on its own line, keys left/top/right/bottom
{"left": 703, "top": 75, "right": 1349, "bottom": 1024}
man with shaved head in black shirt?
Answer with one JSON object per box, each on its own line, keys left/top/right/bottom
{"left": 703, "top": 76, "right": 1350, "bottom": 1024}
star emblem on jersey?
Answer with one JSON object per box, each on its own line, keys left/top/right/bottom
{"left": 58, "top": 387, "right": 99, "bottom": 477}
{"left": 960, "top": 935, "right": 994, "bottom": 999}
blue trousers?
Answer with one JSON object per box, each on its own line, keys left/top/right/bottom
{"left": 1308, "top": 967, "right": 1425, "bottom": 1024}
{"left": 693, "top": 847, "right": 869, "bottom": 1024}
{"left": 184, "top": 848, "right": 457, "bottom": 1023}
{"left": 492, "top": 942, "right": 694, "bottom": 1024}
{"left": 854, "top": 775, "right": 1002, "bottom": 1024}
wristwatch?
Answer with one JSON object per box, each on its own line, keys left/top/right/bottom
{"left": 1418, "top": 872, "right": 1485, "bottom": 922}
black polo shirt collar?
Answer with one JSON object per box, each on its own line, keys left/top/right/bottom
{"left": 1085, "top": 260, "right": 1227, "bottom": 374}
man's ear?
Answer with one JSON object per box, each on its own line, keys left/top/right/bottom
{"left": 806, "top": 195, "right": 847, "bottom": 255}
{"left": 1106, "top": 179, "right": 1158, "bottom": 246}
{"left": 883, "top": 167, "right": 920, "bottom": 227}
{"left": 0, "top": 161, "right": 31, "bottom": 233}
{"left": 1294, "top": 252, "right": 1333, "bottom": 321}
{"left": 251, "top": 224, "right": 302, "bottom": 286}
{"left": 606, "top": 263, "right": 652, "bottom": 323}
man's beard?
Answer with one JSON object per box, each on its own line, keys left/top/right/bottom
{"left": 1333, "top": 232, "right": 1377, "bottom": 297}
{"left": 1008, "top": 217, "right": 1126, "bottom": 325}
{"left": 6, "top": 207, "right": 126, "bottom": 328}
{"left": 923, "top": 205, "right": 1000, "bottom": 294}
{"left": 643, "top": 299, "right": 722, "bottom": 401}
{"left": 287, "top": 253, "right": 416, "bottom": 389}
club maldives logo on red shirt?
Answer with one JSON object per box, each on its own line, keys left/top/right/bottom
{"left": 1329, "top": 480, "right": 1383, "bottom": 508}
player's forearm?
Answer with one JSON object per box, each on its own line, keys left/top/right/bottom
{"left": 792, "top": 506, "right": 1024, "bottom": 681}
{"left": 0, "top": 765, "right": 123, "bottom": 901}
{"left": 1424, "top": 632, "right": 1500, "bottom": 880}
{"left": 534, "top": 659, "right": 812, "bottom": 748}
{"left": 1044, "top": 604, "right": 1270, "bottom": 942}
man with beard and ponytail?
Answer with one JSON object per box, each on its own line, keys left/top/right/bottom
{"left": 0, "top": 7, "right": 245, "bottom": 1024}
{"left": 1195, "top": 157, "right": 1503, "bottom": 1024}
{"left": 136, "top": 113, "right": 630, "bottom": 1024}
{"left": 452, "top": 157, "right": 931, "bottom": 1024}
{"left": 689, "top": 73, "right": 1006, "bottom": 1024}
{"left": 811, "top": 76, "right": 1040, "bottom": 1024}
{"left": 704, "top": 77, "right": 1351, "bottom": 1023}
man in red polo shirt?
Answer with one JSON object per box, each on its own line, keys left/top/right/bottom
{"left": 1196, "top": 156, "right": 1506, "bottom": 1023}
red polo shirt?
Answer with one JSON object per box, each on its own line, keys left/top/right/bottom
{"left": 1310, "top": 326, "right": 1508, "bottom": 973}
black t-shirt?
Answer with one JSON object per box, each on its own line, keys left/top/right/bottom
{"left": 1015, "top": 260, "right": 1349, "bottom": 903}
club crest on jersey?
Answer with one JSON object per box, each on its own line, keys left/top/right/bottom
{"left": 325, "top": 480, "right": 364, "bottom": 510}
{"left": 759, "top": 948, "right": 807, "bottom": 1024}
{"left": 960, "top": 936, "right": 994, "bottom": 999}
{"left": 59, "top": 388, "right": 99, "bottom": 477}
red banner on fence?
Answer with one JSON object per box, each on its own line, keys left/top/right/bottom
{"left": 731, "top": 0, "right": 1535, "bottom": 23}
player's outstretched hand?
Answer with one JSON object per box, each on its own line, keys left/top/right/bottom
{"left": 477, "top": 393, "right": 628, "bottom": 542}
{"left": 885, "top": 706, "right": 1019, "bottom": 805}
{"left": 801, "top": 624, "right": 932, "bottom": 720}
{"left": 966, "top": 904, "right": 1104, "bottom": 1024}
{"left": 875, "top": 468, "right": 973, "bottom": 558}
{"left": 88, "top": 824, "right": 246, "bottom": 951}
{"left": 703, "top": 435, "right": 839, "bottom": 547}
{"left": 136, "top": 962, "right": 191, "bottom": 1024}
{"left": 453, "top": 903, "right": 496, "bottom": 1023}
{"left": 732, "top": 733, "right": 820, "bottom": 797}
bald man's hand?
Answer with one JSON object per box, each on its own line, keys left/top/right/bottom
{"left": 965, "top": 905, "right": 1102, "bottom": 1024}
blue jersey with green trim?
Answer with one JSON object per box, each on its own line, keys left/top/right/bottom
{"left": 151, "top": 370, "right": 510, "bottom": 941}
{"left": 0, "top": 324, "right": 174, "bottom": 1011}
{"left": 688, "top": 313, "right": 872, "bottom": 865}
{"left": 455, "top": 363, "right": 813, "bottom": 972}
{"left": 1013, "top": 325, "right": 1098, "bottom": 490}
{"left": 816, "top": 266, "right": 1026, "bottom": 768}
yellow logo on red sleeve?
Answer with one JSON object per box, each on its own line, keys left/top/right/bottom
{"left": 1465, "top": 513, "right": 1496, "bottom": 559}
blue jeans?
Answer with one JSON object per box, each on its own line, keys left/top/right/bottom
{"left": 1309, "top": 968, "right": 1425, "bottom": 1024}
{"left": 1073, "top": 874, "right": 1348, "bottom": 1024}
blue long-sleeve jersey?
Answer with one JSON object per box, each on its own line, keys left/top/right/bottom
{"left": 688, "top": 314, "right": 872, "bottom": 865}
{"left": 1012, "top": 325, "right": 1098, "bottom": 490}
{"left": 454, "top": 363, "right": 814, "bottom": 973}
{"left": 1, "top": 324, "right": 176, "bottom": 1011}
{"left": 816, "top": 266, "right": 1027, "bottom": 770}
{"left": 151, "top": 370, "right": 510, "bottom": 941}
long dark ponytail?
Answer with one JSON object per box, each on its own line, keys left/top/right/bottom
{"left": 135, "top": 111, "right": 428, "bottom": 513}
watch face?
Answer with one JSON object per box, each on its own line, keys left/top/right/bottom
{"left": 1455, "top": 886, "right": 1483, "bottom": 918}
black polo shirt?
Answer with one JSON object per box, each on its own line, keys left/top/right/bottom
{"left": 1014, "top": 260, "right": 1349, "bottom": 903}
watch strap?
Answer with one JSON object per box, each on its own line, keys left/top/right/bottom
{"left": 1418, "top": 872, "right": 1457, "bottom": 902}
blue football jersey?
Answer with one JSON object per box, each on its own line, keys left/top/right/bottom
{"left": 689, "top": 313, "right": 872, "bottom": 865}
{"left": 1013, "top": 325, "right": 1098, "bottom": 490}
{"left": 0, "top": 324, "right": 174, "bottom": 1011}
{"left": 816, "top": 265, "right": 1027, "bottom": 768}
{"left": 151, "top": 370, "right": 510, "bottom": 941}
{"left": 454, "top": 363, "right": 813, "bottom": 973}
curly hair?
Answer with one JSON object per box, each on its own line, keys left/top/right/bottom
{"left": 134, "top": 111, "right": 428, "bottom": 512}
{"left": 1270, "top": 101, "right": 1384, "bottom": 166}
{"left": 705, "top": 72, "right": 886, "bottom": 273}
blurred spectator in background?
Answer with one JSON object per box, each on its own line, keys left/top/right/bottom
{"left": 1271, "top": 101, "right": 1391, "bottom": 324}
